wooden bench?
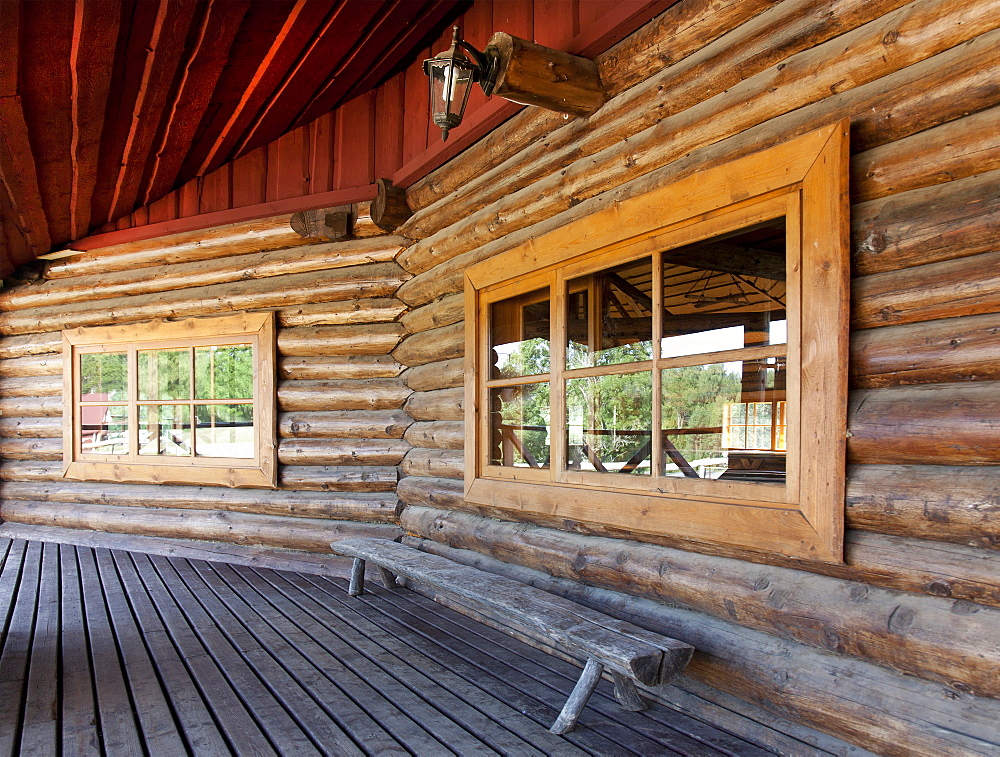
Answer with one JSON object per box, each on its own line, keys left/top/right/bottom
{"left": 330, "top": 537, "right": 694, "bottom": 734}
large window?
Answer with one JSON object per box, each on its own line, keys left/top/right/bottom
{"left": 63, "top": 312, "right": 276, "bottom": 487}
{"left": 464, "top": 123, "right": 849, "bottom": 562}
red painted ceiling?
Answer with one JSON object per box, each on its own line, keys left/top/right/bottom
{"left": 0, "top": 0, "right": 467, "bottom": 278}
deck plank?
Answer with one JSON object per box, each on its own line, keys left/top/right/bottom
{"left": 172, "top": 556, "right": 404, "bottom": 756}
{"left": 231, "top": 562, "right": 567, "bottom": 757}
{"left": 18, "top": 542, "right": 61, "bottom": 756}
{"left": 0, "top": 540, "right": 41, "bottom": 757}
{"left": 267, "top": 567, "right": 586, "bottom": 757}
{"left": 143, "top": 554, "right": 325, "bottom": 756}
{"left": 59, "top": 546, "right": 101, "bottom": 755}
{"left": 77, "top": 546, "right": 146, "bottom": 755}
{"left": 125, "top": 551, "right": 278, "bottom": 756}
{"left": 195, "top": 560, "right": 457, "bottom": 756}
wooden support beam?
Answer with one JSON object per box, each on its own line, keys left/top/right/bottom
{"left": 289, "top": 208, "right": 351, "bottom": 240}
{"left": 370, "top": 179, "right": 412, "bottom": 232}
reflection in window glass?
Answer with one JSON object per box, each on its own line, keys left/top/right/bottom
{"left": 195, "top": 404, "right": 254, "bottom": 458}
{"left": 80, "top": 404, "right": 129, "bottom": 455}
{"left": 139, "top": 349, "right": 190, "bottom": 400}
{"left": 139, "top": 405, "right": 192, "bottom": 456}
{"left": 490, "top": 289, "right": 550, "bottom": 379}
{"left": 80, "top": 352, "right": 127, "bottom": 401}
{"left": 567, "top": 258, "right": 653, "bottom": 369}
{"left": 662, "top": 219, "right": 786, "bottom": 358}
{"left": 566, "top": 372, "right": 651, "bottom": 475}
{"left": 195, "top": 345, "right": 253, "bottom": 399}
{"left": 489, "top": 384, "right": 550, "bottom": 468}
{"left": 661, "top": 359, "right": 785, "bottom": 484}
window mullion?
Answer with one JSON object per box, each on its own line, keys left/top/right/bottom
{"left": 652, "top": 250, "right": 663, "bottom": 483}
{"left": 551, "top": 271, "right": 567, "bottom": 482}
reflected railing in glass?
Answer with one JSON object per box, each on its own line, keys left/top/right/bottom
{"left": 565, "top": 372, "right": 652, "bottom": 475}
{"left": 488, "top": 384, "right": 550, "bottom": 468}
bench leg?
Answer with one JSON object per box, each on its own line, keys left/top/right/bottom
{"left": 611, "top": 671, "right": 647, "bottom": 711}
{"left": 550, "top": 658, "right": 604, "bottom": 735}
{"left": 377, "top": 566, "right": 398, "bottom": 589}
{"left": 349, "top": 558, "right": 366, "bottom": 596}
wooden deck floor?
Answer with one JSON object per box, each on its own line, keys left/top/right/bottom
{"left": 0, "top": 536, "right": 836, "bottom": 756}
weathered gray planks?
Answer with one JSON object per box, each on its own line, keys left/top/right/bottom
{"left": 0, "top": 535, "right": 823, "bottom": 756}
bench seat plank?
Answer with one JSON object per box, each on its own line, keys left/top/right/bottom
{"left": 331, "top": 538, "right": 692, "bottom": 687}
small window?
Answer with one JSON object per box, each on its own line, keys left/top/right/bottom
{"left": 465, "top": 123, "right": 849, "bottom": 562}
{"left": 63, "top": 312, "right": 276, "bottom": 487}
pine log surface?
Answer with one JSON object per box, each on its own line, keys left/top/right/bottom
{"left": 2, "top": 1, "right": 1000, "bottom": 751}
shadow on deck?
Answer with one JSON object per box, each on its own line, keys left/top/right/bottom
{"left": 0, "top": 535, "right": 839, "bottom": 756}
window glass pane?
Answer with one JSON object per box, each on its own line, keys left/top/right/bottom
{"left": 195, "top": 404, "right": 254, "bottom": 458}
{"left": 80, "top": 405, "right": 129, "bottom": 455}
{"left": 490, "top": 289, "right": 550, "bottom": 379}
{"left": 139, "top": 405, "right": 192, "bottom": 456}
{"left": 195, "top": 345, "right": 253, "bottom": 400}
{"left": 661, "top": 219, "right": 786, "bottom": 359}
{"left": 488, "top": 384, "right": 550, "bottom": 468}
{"left": 566, "top": 372, "right": 652, "bottom": 475}
{"left": 661, "top": 358, "right": 786, "bottom": 484}
{"left": 79, "top": 352, "right": 127, "bottom": 401}
{"left": 138, "top": 349, "right": 190, "bottom": 400}
{"left": 568, "top": 258, "right": 653, "bottom": 369}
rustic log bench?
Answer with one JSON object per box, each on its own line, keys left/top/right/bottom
{"left": 330, "top": 537, "right": 694, "bottom": 734}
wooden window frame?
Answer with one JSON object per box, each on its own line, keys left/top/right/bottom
{"left": 62, "top": 312, "right": 277, "bottom": 488}
{"left": 464, "top": 122, "right": 849, "bottom": 563}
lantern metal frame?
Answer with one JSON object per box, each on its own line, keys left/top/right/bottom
{"left": 423, "top": 26, "right": 499, "bottom": 141}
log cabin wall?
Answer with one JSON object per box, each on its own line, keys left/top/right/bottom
{"left": 0, "top": 0, "right": 998, "bottom": 753}
{"left": 0, "top": 222, "right": 411, "bottom": 551}
{"left": 386, "top": 0, "right": 1000, "bottom": 753}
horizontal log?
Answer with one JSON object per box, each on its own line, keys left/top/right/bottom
{"left": 277, "top": 298, "right": 405, "bottom": 328}
{"left": 0, "top": 262, "right": 408, "bottom": 335}
{"left": 0, "top": 461, "right": 63, "bottom": 481}
{"left": 0, "top": 375, "right": 61, "bottom": 398}
{"left": 401, "top": 0, "right": 912, "bottom": 247}
{"left": 392, "top": 322, "right": 464, "bottom": 367}
{"left": 402, "top": 507, "right": 1000, "bottom": 699}
{"left": 851, "top": 312, "right": 1000, "bottom": 388}
{"left": 403, "top": 358, "right": 464, "bottom": 392}
{"left": 853, "top": 249, "right": 1000, "bottom": 329}
{"left": 0, "top": 354, "right": 62, "bottom": 378}
{"left": 0, "top": 236, "right": 407, "bottom": 312}
{"left": 0, "top": 396, "right": 62, "bottom": 418}
{"left": 408, "top": 536, "right": 1000, "bottom": 756}
{"left": 399, "top": 293, "right": 464, "bottom": 334}
{"left": 277, "top": 379, "right": 409, "bottom": 412}
{"left": 848, "top": 382, "right": 1000, "bottom": 465}
{"left": 0, "top": 480, "right": 400, "bottom": 522}
{"left": 0, "top": 499, "right": 402, "bottom": 552}
{"left": 851, "top": 105, "right": 1000, "bottom": 203}
{"left": 278, "top": 438, "right": 411, "bottom": 466}
{"left": 400, "top": 449, "right": 464, "bottom": 479}
{"left": 847, "top": 464, "right": 1000, "bottom": 549}
{"left": 403, "top": 421, "right": 465, "bottom": 450}
{"left": 277, "top": 323, "right": 404, "bottom": 357}
{"left": 278, "top": 465, "right": 397, "bottom": 492}
{"left": 44, "top": 215, "right": 317, "bottom": 279}
{"left": 0, "top": 437, "right": 62, "bottom": 460}
{"left": 279, "top": 410, "right": 411, "bottom": 439}
{"left": 0, "top": 332, "right": 61, "bottom": 360}
{"left": 846, "top": 531, "right": 1000, "bottom": 608}
{"left": 404, "top": 387, "right": 464, "bottom": 422}
{"left": 396, "top": 475, "right": 466, "bottom": 511}
{"left": 399, "top": 2, "right": 999, "bottom": 276}
{"left": 0, "top": 417, "right": 62, "bottom": 438}
{"left": 853, "top": 168, "right": 1000, "bottom": 276}
{"left": 278, "top": 355, "right": 403, "bottom": 381}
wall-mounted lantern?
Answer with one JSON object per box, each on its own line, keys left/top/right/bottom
{"left": 423, "top": 26, "right": 606, "bottom": 142}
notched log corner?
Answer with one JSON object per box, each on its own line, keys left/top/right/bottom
{"left": 371, "top": 178, "right": 413, "bottom": 232}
